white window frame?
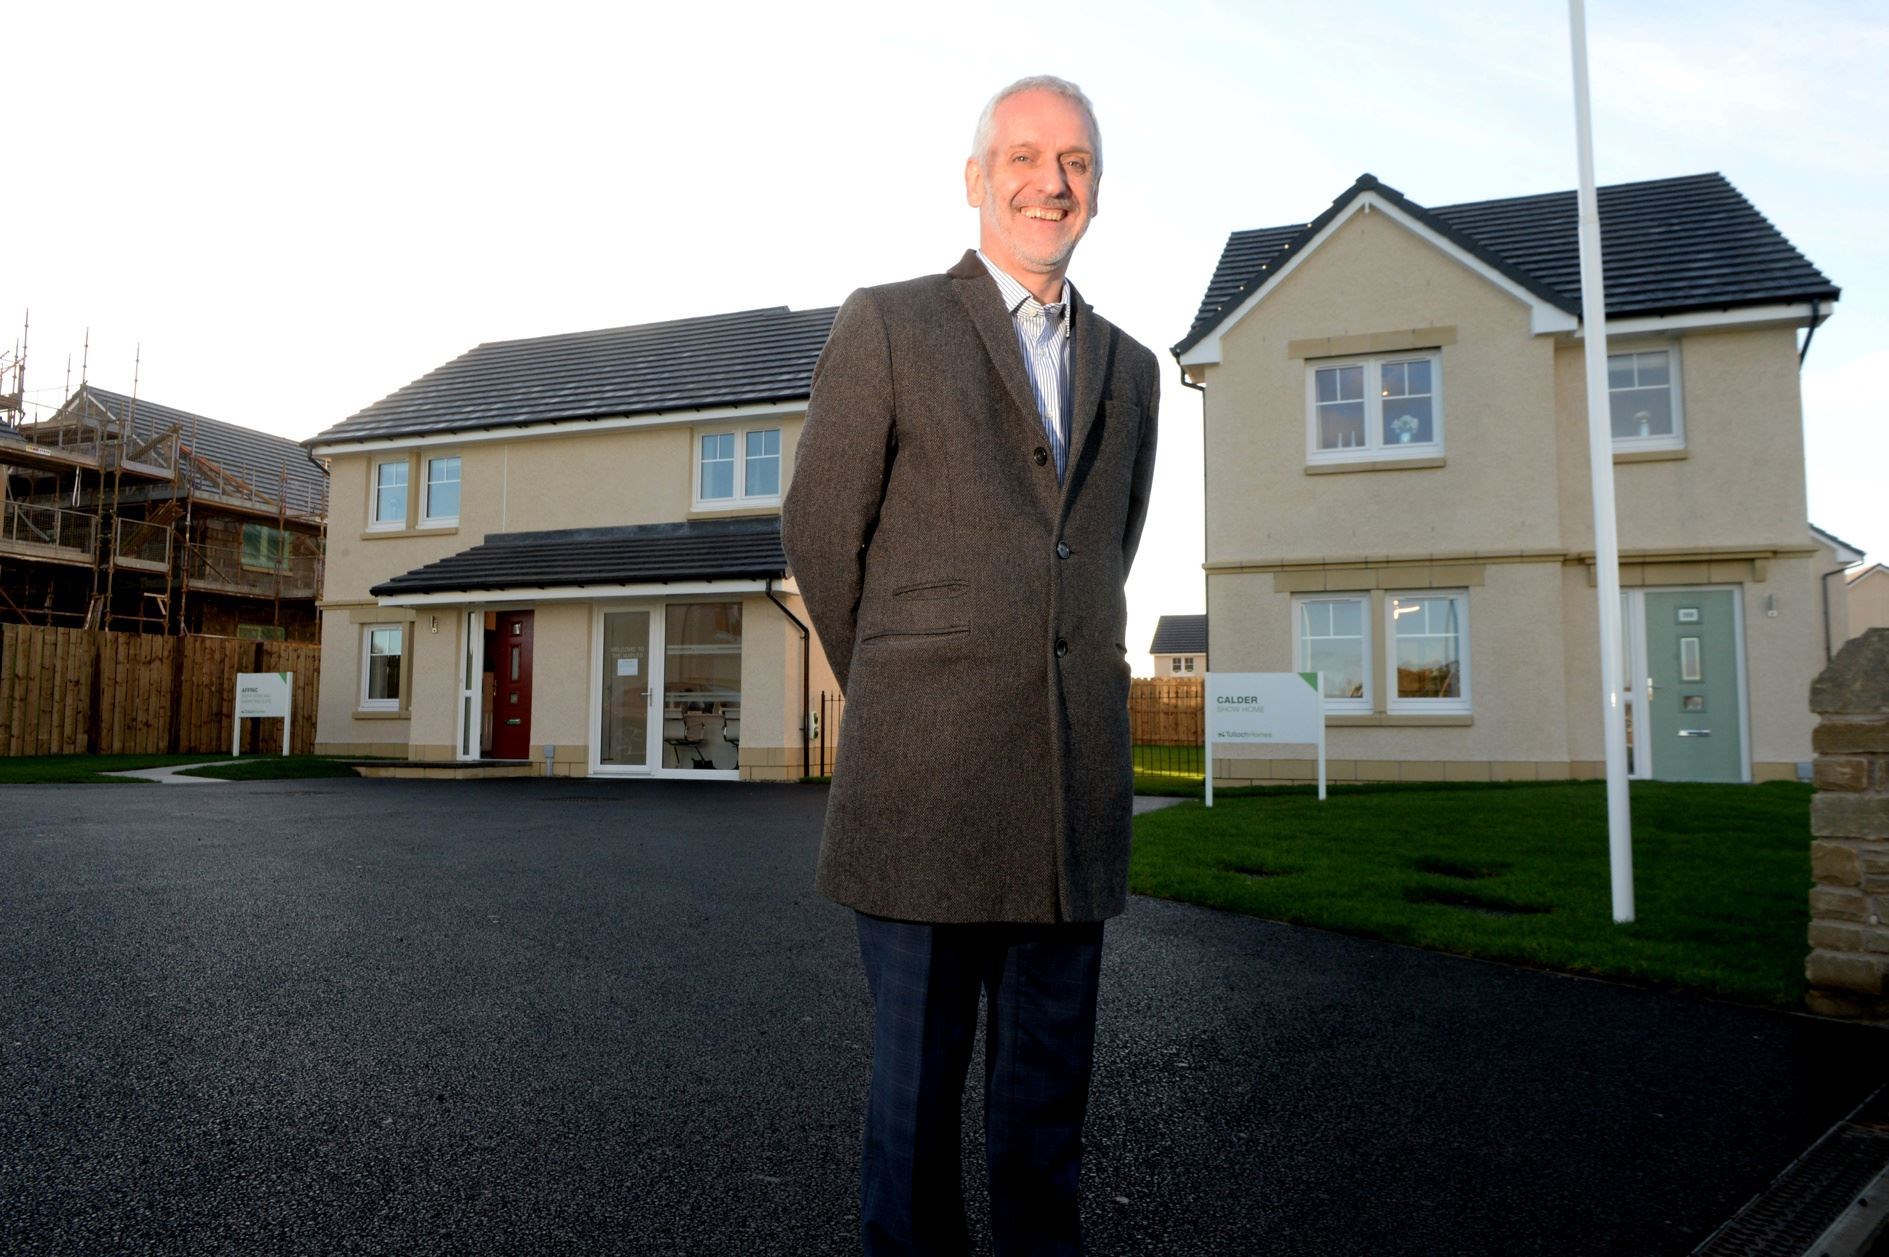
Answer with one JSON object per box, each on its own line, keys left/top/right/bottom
{"left": 360, "top": 623, "right": 405, "bottom": 711}
{"left": 421, "top": 454, "right": 461, "bottom": 526}
{"left": 1608, "top": 341, "right": 1685, "bottom": 453}
{"left": 693, "top": 424, "right": 784, "bottom": 510}
{"left": 1293, "top": 594, "right": 1373, "bottom": 713}
{"left": 1385, "top": 590, "right": 1471, "bottom": 715}
{"left": 1305, "top": 351, "right": 1444, "bottom": 466}
{"left": 369, "top": 457, "right": 410, "bottom": 531}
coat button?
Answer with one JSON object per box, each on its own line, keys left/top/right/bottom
{"left": 1032, "top": 446, "right": 1049, "bottom": 466}
{"left": 1054, "top": 638, "right": 1069, "bottom": 658}
{"left": 1056, "top": 541, "right": 1071, "bottom": 560}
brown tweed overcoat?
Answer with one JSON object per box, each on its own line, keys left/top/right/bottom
{"left": 781, "top": 251, "right": 1160, "bottom": 924}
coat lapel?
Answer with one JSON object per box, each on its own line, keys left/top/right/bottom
{"left": 948, "top": 253, "right": 1058, "bottom": 474}
{"left": 1061, "top": 282, "right": 1108, "bottom": 511}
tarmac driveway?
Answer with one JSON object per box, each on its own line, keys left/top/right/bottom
{"left": 3, "top": 777, "right": 1884, "bottom": 1255}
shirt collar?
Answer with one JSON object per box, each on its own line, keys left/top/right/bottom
{"left": 976, "top": 251, "right": 1071, "bottom": 326}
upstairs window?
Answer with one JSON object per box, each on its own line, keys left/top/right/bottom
{"left": 242, "top": 523, "right": 291, "bottom": 573}
{"left": 423, "top": 455, "right": 461, "bottom": 525}
{"left": 697, "top": 425, "right": 784, "bottom": 508}
{"left": 371, "top": 458, "right": 409, "bottom": 529}
{"left": 1307, "top": 353, "right": 1442, "bottom": 464}
{"left": 1609, "top": 347, "right": 1684, "bottom": 451}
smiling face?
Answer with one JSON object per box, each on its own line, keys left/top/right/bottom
{"left": 965, "top": 86, "right": 1100, "bottom": 300}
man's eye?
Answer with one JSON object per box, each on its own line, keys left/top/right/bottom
{"left": 1065, "top": 159, "right": 1089, "bottom": 174}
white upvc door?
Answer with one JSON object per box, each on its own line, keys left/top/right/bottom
{"left": 589, "top": 600, "right": 744, "bottom": 780}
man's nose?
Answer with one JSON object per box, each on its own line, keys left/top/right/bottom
{"left": 1029, "top": 160, "right": 1071, "bottom": 197}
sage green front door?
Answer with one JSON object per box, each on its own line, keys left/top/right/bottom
{"left": 1643, "top": 590, "right": 1743, "bottom": 782}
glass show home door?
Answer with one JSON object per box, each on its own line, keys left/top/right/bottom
{"left": 593, "top": 601, "right": 742, "bottom": 779}
{"left": 1620, "top": 589, "right": 1747, "bottom": 783}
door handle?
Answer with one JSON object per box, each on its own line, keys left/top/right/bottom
{"left": 505, "top": 718, "right": 522, "bottom": 726}
{"left": 1676, "top": 729, "right": 1710, "bottom": 737}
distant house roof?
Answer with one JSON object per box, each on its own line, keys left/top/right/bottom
{"left": 55, "top": 387, "right": 330, "bottom": 515}
{"left": 1176, "top": 172, "right": 1840, "bottom": 356}
{"left": 1847, "top": 563, "right": 1887, "bottom": 588}
{"left": 1148, "top": 614, "right": 1207, "bottom": 655}
{"left": 1811, "top": 524, "right": 1866, "bottom": 567}
{"left": 313, "top": 306, "right": 839, "bottom": 447}
{"left": 371, "top": 515, "right": 787, "bottom": 598}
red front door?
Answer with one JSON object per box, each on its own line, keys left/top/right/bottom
{"left": 491, "top": 610, "right": 535, "bottom": 760}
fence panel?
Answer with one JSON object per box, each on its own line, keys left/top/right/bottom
{"left": 815, "top": 691, "right": 845, "bottom": 778}
{"left": 178, "top": 636, "right": 249, "bottom": 753}
{"left": 96, "top": 632, "right": 175, "bottom": 754}
{"left": 0, "top": 624, "right": 98, "bottom": 755}
{"left": 1129, "top": 676, "right": 1205, "bottom": 785}
{"left": 256, "top": 640, "right": 322, "bottom": 754}
{"left": 0, "top": 626, "right": 321, "bottom": 757}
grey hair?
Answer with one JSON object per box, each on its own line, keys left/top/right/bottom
{"left": 970, "top": 75, "right": 1102, "bottom": 178}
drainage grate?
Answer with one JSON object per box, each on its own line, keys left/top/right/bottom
{"left": 1694, "top": 1120, "right": 1889, "bottom": 1256}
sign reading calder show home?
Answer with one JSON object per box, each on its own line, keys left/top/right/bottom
{"left": 1207, "top": 672, "right": 1323, "bottom": 744}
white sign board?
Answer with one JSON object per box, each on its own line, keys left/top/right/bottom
{"left": 233, "top": 671, "right": 293, "bottom": 756}
{"left": 1205, "top": 671, "right": 1325, "bottom": 804}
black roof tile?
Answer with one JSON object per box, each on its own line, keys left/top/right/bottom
{"left": 1177, "top": 172, "right": 1839, "bottom": 355}
{"left": 370, "top": 515, "right": 787, "bottom": 597}
{"left": 314, "top": 306, "right": 839, "bottom": 446}
{"left": 1149, "top": 614, "right": 1207, "bottom": 655}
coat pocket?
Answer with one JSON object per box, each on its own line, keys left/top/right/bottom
{"left": 892, "top": 580, "right": 969, "bottom": 602}
{"left": 860, "top": 625, "right": 970, "bottom": 646}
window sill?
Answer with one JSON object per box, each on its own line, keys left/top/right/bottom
{"left": 1612, "top": 446, "right": 1687, "bottom": 464}
{"left": 1327, "top": 713, "right": 1473, "bottom": 727}
{"left": 688, "top": 502, "right": 782, "bottom": 519}
{"left": 1305, "top": 455, "right": 1446, "bottom": 475}
{"left": 354, "top": 707, "right": 410, "bottom": 720}
{"left": 360, "top": 525, "right": 459, "bottom": 540}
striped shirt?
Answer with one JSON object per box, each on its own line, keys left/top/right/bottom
{"left": 977, "top": 251, "right": 1072, "bottom": 482}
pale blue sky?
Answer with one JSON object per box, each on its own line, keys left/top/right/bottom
{"left": 12, "top": 1, "right": 1884, "bottom": 671}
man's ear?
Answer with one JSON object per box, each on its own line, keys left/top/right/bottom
{"left": 964, "top": 157, "right": 985, "bottom": 208}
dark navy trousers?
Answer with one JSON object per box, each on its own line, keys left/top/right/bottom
{"left": 855, "top": 912, "right": 1106, "bottom": 1257}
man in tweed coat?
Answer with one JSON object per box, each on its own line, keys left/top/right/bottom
{"left": 782, "top": 75, "right": 1158, "bottom": 1255}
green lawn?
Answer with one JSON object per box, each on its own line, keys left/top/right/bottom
{"left": 178, "top": 756, "right": 363, "bottom": 781}
{"left": 0, "top": 754, "right": 219, "bottom": 784}
{"left": 0, "top": 754, "right": 366, "bottom": 784}
{"left": 1132, "top": 744, "right": 1204, "bottom": 794}
{"left": 1130, "top": 780, "right": 1813, "bottom": 1007}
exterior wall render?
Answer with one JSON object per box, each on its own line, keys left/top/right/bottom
{"left": 1206, "top": 207, "right": 1560, "bottom": 567}
{"left": 1551, "top": 324, "right": 1808, "bottom": 552}
{"left": 1849, "top": 568, "right": 1889, "bottom": 643}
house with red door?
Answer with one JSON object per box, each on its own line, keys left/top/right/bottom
{"left": 306, "top": 307, "right": 842, "bottom": 778}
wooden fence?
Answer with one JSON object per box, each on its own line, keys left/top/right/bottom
{"left": 1129, "top": 676, "right": 1204, "bottom": 747}
{"left": 1, "top": 624, "right": 320, "bottom": 756}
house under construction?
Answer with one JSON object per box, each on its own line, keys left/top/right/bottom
{"left": 0, "top": 385, "right": 328, "bottom": 639}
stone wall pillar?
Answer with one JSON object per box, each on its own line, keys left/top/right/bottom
{"left": 1806, "top": 627, "right": 1889, "bottom": 1020}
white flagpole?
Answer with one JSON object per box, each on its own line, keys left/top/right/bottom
{"left": 1569, "top": 0, "right": 1635, "bottom": 923}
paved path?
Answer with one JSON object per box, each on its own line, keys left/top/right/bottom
{"left": 3, "top": 778, "right": 1884, "bottom": 1254}
{"left": 95, "top": 761, "right": 240, "bottom": 784}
